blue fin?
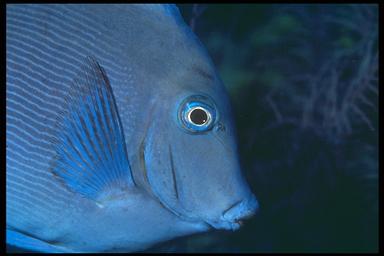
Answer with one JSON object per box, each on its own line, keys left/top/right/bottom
{"left": 50, "top": 56, "right": 135, "bottom": 201}
{"left": 7, "top": 229, "right": 72, "bottom": 253}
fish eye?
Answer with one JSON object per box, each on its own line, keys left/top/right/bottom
{"left": 178, "top": 95, "right": 217, "bottom": 133}
{"left": 188, "top": 107, "right": 210, "bottom": 126}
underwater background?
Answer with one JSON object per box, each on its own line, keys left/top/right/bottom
{"left": 147, "top": 3, "right": 378, "bottom": 253}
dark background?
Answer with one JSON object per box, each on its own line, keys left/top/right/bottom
{"left": 148, "top": 4, "right": 379, "bottom": 253}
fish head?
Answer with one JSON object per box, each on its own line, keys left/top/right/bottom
{"left": 140, "top": 48, "right": 259, "bottom": 231}
{"left": 110, "top": 4, "right": 260, "bottom": 233}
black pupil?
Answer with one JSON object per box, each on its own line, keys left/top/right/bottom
{"left": 190, "top": 108, "right": 208, "bottom": 125}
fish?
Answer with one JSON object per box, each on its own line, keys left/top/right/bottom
{"left": 6, "top": 4, "right": 259, "bottom": 252}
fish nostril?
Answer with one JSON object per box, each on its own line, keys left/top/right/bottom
{"left": 221, "top": 195, "right": 259, "bottom": 223}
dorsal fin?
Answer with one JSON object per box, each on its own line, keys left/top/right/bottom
{"left": 50, "top": 56, "right": 135, "bottom": 201}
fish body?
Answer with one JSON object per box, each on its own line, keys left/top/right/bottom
{"left": 6, "top": 4, "right": 258, "bottom": 252}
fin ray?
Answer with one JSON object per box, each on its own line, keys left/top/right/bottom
{"left": 50, "top": 56, "right": 135, "bottom": 201}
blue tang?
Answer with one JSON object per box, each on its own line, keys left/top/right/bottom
{"left": 6, "top": 4, "right": 259, "bottom": 252}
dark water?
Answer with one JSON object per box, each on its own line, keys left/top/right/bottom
{"left": 7, "top": 4, "right": 378, "bottom": 253}
{"left": 146, "top": 4, "right": 378, "bottom": 253}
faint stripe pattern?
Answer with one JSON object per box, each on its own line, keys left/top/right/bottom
{"left": 6, "top": 4, "right": 129, "bottom": 231}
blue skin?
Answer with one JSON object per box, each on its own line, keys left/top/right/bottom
{"left": 6, "top": 4, "right": 259, "bottom": 252}
{"left": 141, "top": 73, "right": 258, "bottom": 231}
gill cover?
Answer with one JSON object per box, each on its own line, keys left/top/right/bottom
{"left": 142, "top": 87, "right": 255, "bottom": 225}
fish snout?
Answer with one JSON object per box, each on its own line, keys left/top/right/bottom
{"left": 205, "top": 194, "right": 259, "bottom": 231}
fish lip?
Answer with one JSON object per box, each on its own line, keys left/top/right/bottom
{"left": 204, "top": 195, "right": 259, "bottom": 231}
{"left": 222, "top": 195, "right": 259, "bottom": 222}
{"left": 204, "top": 219, "right": 242, "bottom": 231}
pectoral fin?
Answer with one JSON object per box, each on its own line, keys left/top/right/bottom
{"left": 50, "top": 56, "right": 135, "bottom": 201}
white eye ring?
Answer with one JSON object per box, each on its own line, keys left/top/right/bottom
{"left": 178, "top": 95, "right": 217, "bottom": 133}
{"left": 186, "top": 106, "right": 212, "bottom": 127}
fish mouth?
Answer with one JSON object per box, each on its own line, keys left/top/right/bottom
{"left": 204, "top": 195, "right": 259, "bottom": 231}
{"left": 203, "top": 212, "right": 254, "bottom": 231}
{"left": 204, "top": 219, "right": 243, "bottom": 231}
